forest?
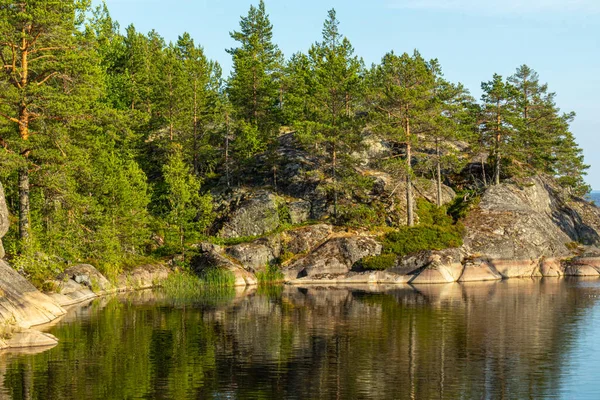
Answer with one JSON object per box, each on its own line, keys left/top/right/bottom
{"left": 0, "top": 0, "right": 589, "bottom": 283}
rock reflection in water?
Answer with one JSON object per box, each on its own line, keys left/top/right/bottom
{"left": 0, "top": 279, "right": 599, "bottom": 399}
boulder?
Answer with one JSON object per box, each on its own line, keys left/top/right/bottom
{"left": 0, "top": 182, "right": 9, "bottom": 259}
{"left": 192, "top": 243, "right": 257, "bottom": 287}
{"left": 288, "top": 200, "right": 311, "bottom": 224}
{"left": 117, "top": 264, "right": 171, "bottom": 291}
{"left": 219, "top": 191, "right": 280, "bottom": 239}
{"left": 283, "top": 236, "right": 381, "bottom": 281}
{"left": 226, "top": 240, "right": 277, "bottom": 273}
{"left": 0, "top": 260, "right": 65, "bottom": 329}
{"left": 58, "top": 264, "right": 113, "bottom": 293}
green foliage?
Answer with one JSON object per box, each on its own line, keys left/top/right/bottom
{"left": 276, "top": 200, "right": 292, "bottom": 225}
{"left": 198, "top": 268, "right": 236, "bottom": 287}
{"left": 381, "top": 223, "right": 464, "bottom": 257}
{"left": 161, "top": 271, "right": 236, "bottom": 301}
{"left": 359, "top": 253, "right": 397, "bottom": 270}
{"left": 338, "top": 203, "right": 386, "bottom": 228}
{"left": 447, "top": 191, "right": 481, "bottom": 221}
{"left": 256, "top": 263, "right": 284, "bottom": 284}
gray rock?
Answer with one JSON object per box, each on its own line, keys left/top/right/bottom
{"left": 226, "top": 241, "right": 277, "bottom": 273}
{"left": 283, "top": 236, "right": 382, "bottom": 280}
{"left": 219, "top": 191, "right": 280, "bottom": 239}
{"left": 58, "top": 264, "right": 113, "bottom": 293}
{"left": 288, "top": 200, "right": 311, "bottom": 224}
{"left": 463, "top": 177, "right": 575, "bottom": 260}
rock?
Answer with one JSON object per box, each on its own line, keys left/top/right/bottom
{"left": 3, "top": 329, "right": 59, "bottom": 349}
{"left": 283, "top": 236, "right": 381, "bottom": 281}
{"left": 192, "top": 244, "right": 257, "bottom": 287}
{"left": 540, "top": 258, "right": 563, "bottom": 277}
{"left": 117, "top": 264, "right": 171, "bottom": 291}
{"left": 489, "top": 259, "right": 542, "bottom": 278}
{"left": 463, "top": 177, "right": 574, "bottom": 261}
{"left": 58, "top": 264, "right": 113, "bottom": 293}
{"left": 219, "top": 191, "right": 280, "bottom": 239}
{"left": 284, "top": 224, "right": 332, "bottom": 255}
{"left": 458, "top": 260, "right": 502, "bottom": 282}
{"left": 288, "top": 200, "right": 311, "bottom": 224}
{"left": 0, "top": 182, "right": 9, "bottom": 259}
{"left": 0, "top": 260, "right": 65, "bottom": 329}
{"left": 226, "top": 240, "right": 277, "bottom": 273}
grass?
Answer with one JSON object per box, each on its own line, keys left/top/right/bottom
{"left": 160, "top": 271, "right": 236, "bottom": 305}
{"left": 256, "top": 263, "right": 284, "bottom": 284}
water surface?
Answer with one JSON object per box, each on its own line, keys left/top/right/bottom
{"left": 2, "top": 279, "right": 600, "bottom": 399}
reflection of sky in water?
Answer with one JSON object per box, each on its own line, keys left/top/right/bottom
{"left": 561, "top": 281, "right": 600, "bottom": 399}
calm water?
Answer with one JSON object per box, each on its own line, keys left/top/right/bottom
{"left": 589, "top": 191, "right": 600, "bottom": 204}
{"left": 2, "top": 280, "right": 600, "bottom": 399}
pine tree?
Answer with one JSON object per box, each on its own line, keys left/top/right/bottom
{"left": 368, "top": 51, "right": 436, "bottom": 226}
{"left": 226, "top": 0, "right": 283, "bottom": 163}
{"left": 301, "top": 9, "right": 364, "bottom": 219}
{"left": 0, "top": 0, "right": 99, "bottom": 245}
{"left": 480, "top": 74, "right": 518, "bottom": 185}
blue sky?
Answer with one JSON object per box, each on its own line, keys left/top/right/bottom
{"left": 99, "top": 0, "right": 599, "bottom": 188}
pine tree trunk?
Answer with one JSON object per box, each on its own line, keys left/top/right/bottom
{"left": 332, "top": 143, "right": 338, "bottom": 220}
{"left": 436, "top": 139, "right": 442, "bottom": 207}
{"left": 193, "top": 78, "right": 199, "bottom": 176}
{"left": 406, "top": 115, "right": 414, "bottom": 227}
{"left": 19, "top": 166, "right": 30, "bottom": 242}
{"left": 225, "top": 112, "right": 231, "bottom": 188}
{"left": 494, "top": 102, "right": 501, "bottom": 185}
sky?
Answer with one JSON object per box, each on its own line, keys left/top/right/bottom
{"left": 98, "top": 0, "right": 599, "bottom": 188}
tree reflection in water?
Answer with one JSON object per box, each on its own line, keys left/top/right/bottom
{"left": 1, "top": 278, "right": 599, "bottom": 399}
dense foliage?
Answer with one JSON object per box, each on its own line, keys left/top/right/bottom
{"left": 0, "top": 1, "right": 590, "bottom": 279}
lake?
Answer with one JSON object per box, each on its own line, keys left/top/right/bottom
{"left": 2, "top": 280, "right": 600, "bottom": 399}
{"left": 589, "top": 191, "right": 600, "bottom": 204}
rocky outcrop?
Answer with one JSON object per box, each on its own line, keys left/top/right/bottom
{"left": 283, "top": 236, "right": 382, "bottom": 281}
{"left": 225, "top": 224, "right": 332, "bottom": 273}
{"left": 0, "top": 182, "right": 9, "bottom": 259}
{"left": 0, "top": 260, "right": 65, "bottom": 349}
{"left": 218, "top": 191, "right": 280, "bottom": 239}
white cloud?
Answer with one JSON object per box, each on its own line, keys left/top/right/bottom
{"left": 388, "top": 0, "right": 600, "bottom": 14}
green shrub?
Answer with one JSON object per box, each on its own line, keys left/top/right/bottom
{"left": 338, "top": 203, "right": 386, "bottom": 228}
{"left": 381, "top": 223, "right": 464, "bottom": 257}
{"left": 360, "top": 253, "right": 397, "bottom": 270}
{"left": 277, "top": 201, "right": 292, "bottom": 225}
{"left": 447, "top": 191, "right": 481, "bottom": 221}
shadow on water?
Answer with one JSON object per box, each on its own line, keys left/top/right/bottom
{"left": 1, "top": 278, "right": 600, "bottom": 399}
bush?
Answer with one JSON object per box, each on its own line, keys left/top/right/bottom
{"left": 381, "top": 223, "right": 464, "bottom": 257}
{"left": 338, "top": 203, "right": 386, "bottom": 228}
{"left": 447, "top": 191, "right": 481, "bottom": 221}
{"left": 360, "top": 253, "right": 397, "bottom": 270}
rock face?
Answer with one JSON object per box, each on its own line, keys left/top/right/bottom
{"left": 192, "top": 243, "right": 258, "bottom": 287}
{"left": 0, "top": 260, "right": 65, "bottom": 349}
{"left": 283, "top": 236, "right": 382, "bottom": 281}
{"left": 218, "top": 191, "right": 280, "bottom": 239}
{"left": 0, "top": 182, "right": 9, "bottom": 259}
{"left": 225, "top": 224, "right": 333, "bottom": 273}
